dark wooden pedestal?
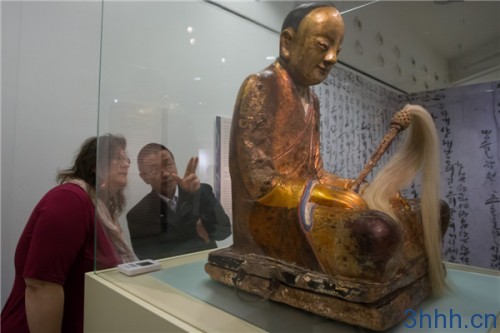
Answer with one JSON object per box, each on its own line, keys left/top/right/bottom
{"left": 205, "top": 247, "right": 431, "bottom": 331}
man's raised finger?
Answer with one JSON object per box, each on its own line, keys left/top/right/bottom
{"left": 185, "top": 157, "right": 199, "bottom": 175}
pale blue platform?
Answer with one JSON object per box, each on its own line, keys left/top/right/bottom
{"left": 151, "top": 261, "right": 499, "bottom": 332}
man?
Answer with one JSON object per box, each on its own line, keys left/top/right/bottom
{"left": 228, "top": 3, "right": 446, "bottom": 287}
{"left": 127, "top": 143, "right": 231, "bottom": 259}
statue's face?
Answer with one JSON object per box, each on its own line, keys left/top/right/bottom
{"left": 283, "top": 7, "right": 344, "bottom": 86}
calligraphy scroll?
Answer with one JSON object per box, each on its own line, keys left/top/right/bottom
{"left": 317, "top": 66, "right": 499, "bottom": 270}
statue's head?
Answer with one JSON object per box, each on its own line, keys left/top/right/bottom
{"left": 279, "top": 3, "right": 344, "bottom": 87}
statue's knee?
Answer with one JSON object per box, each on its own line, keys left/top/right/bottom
{"left": 439, "top": 200, "right": 450, "bottom": 238}
{"left": 349, "top": 211, "right": 403, "bottom": 265}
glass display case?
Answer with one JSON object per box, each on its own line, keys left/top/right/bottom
{"left": 93, "top": 1, "right": 283, "bottom": 267}
{"left": 88, "top": 1, "right": 499, "bottom": 332}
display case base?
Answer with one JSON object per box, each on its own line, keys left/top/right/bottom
{"left": 205, "top": 248, "right": 432, "bottom": 331}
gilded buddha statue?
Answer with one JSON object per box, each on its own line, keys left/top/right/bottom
{"left": 206, "top": 3, "right": 450, "bottom": 330}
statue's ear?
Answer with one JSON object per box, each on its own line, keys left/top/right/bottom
{"left": 279, "top": 28, "right": 295, "bottom": 61}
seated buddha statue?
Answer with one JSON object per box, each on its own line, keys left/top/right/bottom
{"left": 226, "top": 3, "right": 449, "bottom": 294}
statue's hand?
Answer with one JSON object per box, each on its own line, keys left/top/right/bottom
{"left": 309, "top": 183, "right": 368, "bottom": 210}
{"left": 320, "top": 174, "right": 355, "bottom": 189}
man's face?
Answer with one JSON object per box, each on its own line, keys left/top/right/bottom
{"left": 139, "top": 149, "right": 178, "bottom": 197}
{"left": 283, "top": 7, "right": 344, "bottom": 86}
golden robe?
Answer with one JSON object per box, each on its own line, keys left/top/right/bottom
{"left": 229, "top": 60, "right": 408, "bottom": 281}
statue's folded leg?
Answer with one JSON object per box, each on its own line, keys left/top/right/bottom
{"left": 393, "top": 197, "right": 450, "bottom": 246}
{"left": 305, "top": 206, "right": 404, "bottom": 281}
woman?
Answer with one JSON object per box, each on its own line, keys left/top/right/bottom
{"left": 1, "top": 134, "right": 136, "bottom": 333}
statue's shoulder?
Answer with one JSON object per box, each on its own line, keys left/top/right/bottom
{"left": 245, "top": 64, "right": 278, "bottom": 82}
{"left": 255, "top": 64, "right": 277, "bottom": 79}
{"left": 242, "top": 63, "right": 278, "bottom": 88}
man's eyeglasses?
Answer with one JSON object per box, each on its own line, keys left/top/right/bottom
{"left": 144, "top": 161, "right": 175, "bottom": 176}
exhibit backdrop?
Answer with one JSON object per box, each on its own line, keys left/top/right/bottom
{"left": 408, "top": 82, "right": 500, "bottom": 270}
{"left": 316, "top": 67, "right": 499, "bottom": 270}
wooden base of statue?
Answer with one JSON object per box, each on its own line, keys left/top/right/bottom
{"left": 205, "top": 247, "right": 431, "bottom": 331}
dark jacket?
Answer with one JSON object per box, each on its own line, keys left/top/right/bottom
{"left": 126, "top": 183, "right": 231, "bottom": 259}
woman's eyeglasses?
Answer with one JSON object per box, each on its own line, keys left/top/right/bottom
{"left": 112, "top": 156, "right": 131, "bottom": 165}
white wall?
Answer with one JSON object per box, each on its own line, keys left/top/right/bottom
{"left": 341, "top": 2, "right": 449, "bottom": 93}
{"left": 1, "top": 1, "right": 102, "bottom": 308}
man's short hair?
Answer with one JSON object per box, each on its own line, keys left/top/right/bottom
{"left": 281, "top": 2, "right": 336, "bottom": 32}
{"left": 137, "top": 143, "right": 174, "bottom": 169}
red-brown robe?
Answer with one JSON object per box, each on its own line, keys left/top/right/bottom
{"left": 229, "top": 60, "right": 406, "bottom": 280}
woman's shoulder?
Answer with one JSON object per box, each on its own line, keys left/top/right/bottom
{"left": 29, "top": 183, "right": 95, "bottom": 230}
{"left": 41, "top": 183, "right": 93, "bottom": 208}
{"left": 49, "top": 182, "right": 88, "bottom": 195}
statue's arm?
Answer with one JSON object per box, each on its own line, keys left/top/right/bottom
{"left": 232, "top": 74, "right": 280, "bottom": 200}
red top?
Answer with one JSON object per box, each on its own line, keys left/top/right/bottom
{"left": 1, "top": 183, "right": 121, "bottom": 333}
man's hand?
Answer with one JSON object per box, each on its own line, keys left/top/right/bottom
{"left": 170, "top": 157, "right": 200, "bottom": 193}
{"left": 196, "top": 218, "right": 210, "bottom": 243}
